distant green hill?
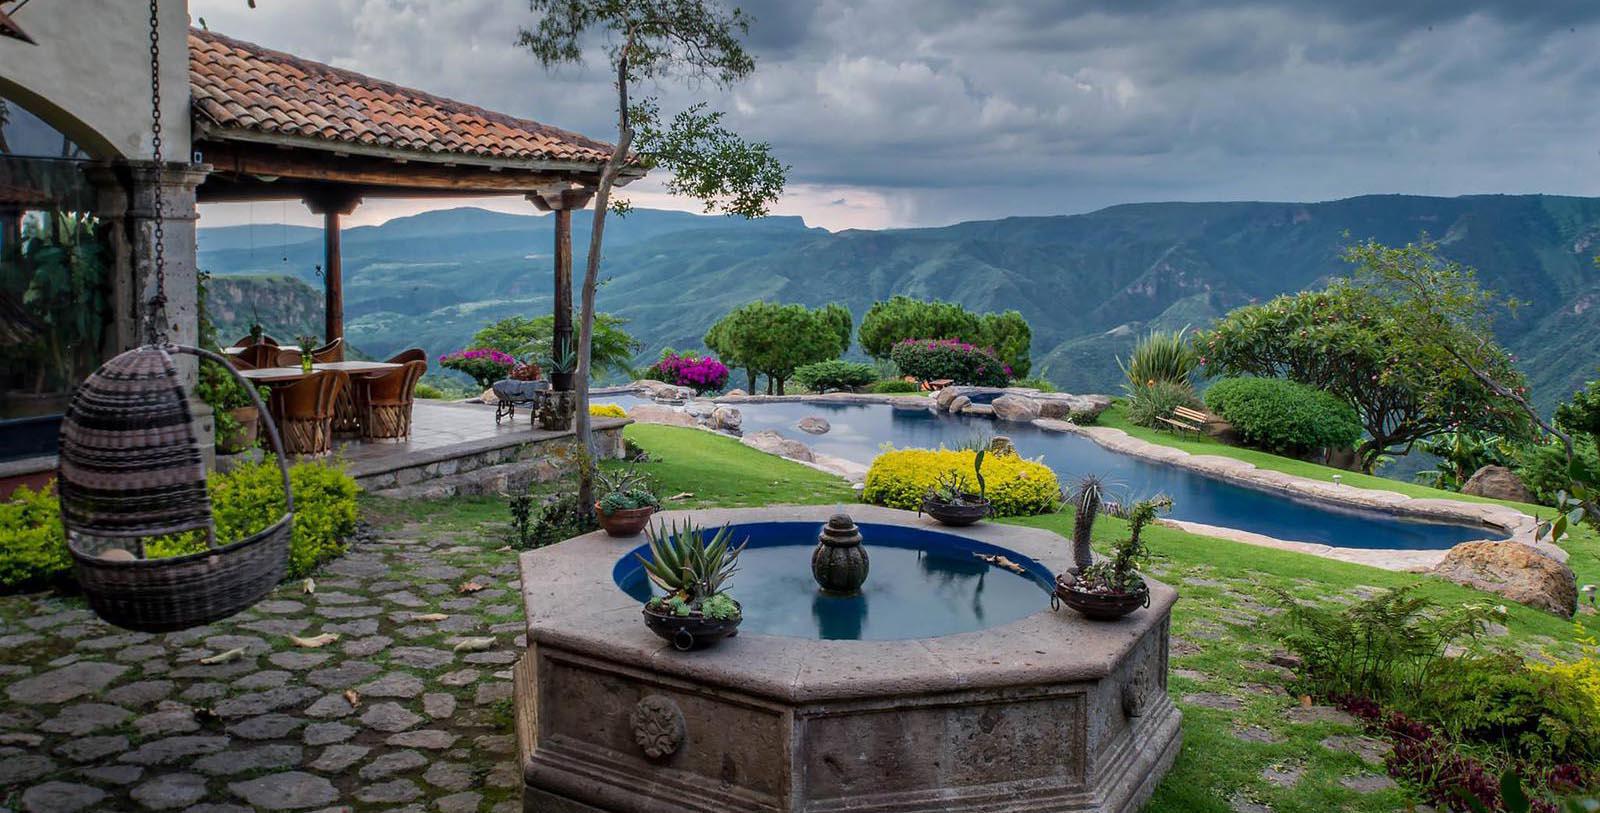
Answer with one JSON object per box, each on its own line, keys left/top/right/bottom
{"left": 198, "top": 195, "right": 1600, "bottom": 409}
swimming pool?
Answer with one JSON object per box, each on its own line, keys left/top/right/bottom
{"left": 592, "top": 393, "right": 1503, "bottom": 550}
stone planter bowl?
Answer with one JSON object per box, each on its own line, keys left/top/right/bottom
{"left": 597, "top": 504, "right": 656, "bottom": 537}
{"left": 1054, "top": 573, "right": 1151, "bottom": 621}
{"left": 641, "top": 603, "right": 742, "bottom": 650}
{"left": 919, "top": 494, "right": 991, "bottom": 526}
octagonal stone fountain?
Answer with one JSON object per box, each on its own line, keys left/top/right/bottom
{"left": 513, "top": 505, "right": 1180, "bottom": 812}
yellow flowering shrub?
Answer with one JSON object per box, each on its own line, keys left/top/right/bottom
{"left": 1531, "top": 624, "right": 1600, "bottom": 718}
{"left": 862, "top": 448, "right": 1059, "bottom": 516}
{"left": 590, "top": 403, "right": 628, "bottom": 418}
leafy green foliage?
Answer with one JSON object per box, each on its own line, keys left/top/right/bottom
{"left": 792, "top": 360, "right": 877, "bottom": 392}
{"left": 1197, "top": 274, "right": 1529, "bottom": 471}
{"left": 1556, "top": 379, "right": 1600, "bottom": 445}
{"left": 1517, "top": 438, "right": 1600, "bottom": 508}
{"left": 505, "top": 492, "right": 598, "bottom": 551}
{"left": 857, "top": 295, "right": 1033, "bottom": 378}
{"left": 1122, "top": 379, "right": 1203, "bottom": 429}
{"left": 0, "top": 211, "right": 108, "bottom": 393}
{"left": 471, "top": 313, "right": 641, "bottom": 379}
{"left": 0, "top": 484, "right": 70, "bottom": 591}
{"left": 1203, "top": 377, "right": 1363, "bottom": 456}
{"left": 630, "top": 100, "right": 787, "bottom": 219}
{"left": 1121, "top": 328, "right": 1197, "bottom": 390}
{"left": 889, "top": 339, "right": 1010, "bottom": 386}
{"left": 703, "top": 301, "right": 849, "bottom": 394}
{"left": 867, "top": 379, "right": 920, "bottom": 393}
{"left": 1416, "top": 431, "right": 1519, "bottom": 491}
{"left": 1009, "top": 376, "right": 1057, "bottom": 392}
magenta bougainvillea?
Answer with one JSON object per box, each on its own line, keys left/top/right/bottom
{"left": 646, "top": 351, "right": 730, "bottom": 394}
{"left": 889, "top": 338, "right": 1012, "bottom": 386}
{"left": 440, "top": 348, "right": 517, "bottom": 389}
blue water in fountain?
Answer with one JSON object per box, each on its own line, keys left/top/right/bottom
{"left": 614, "top": 521, "right": 1054, "bottom": 640}
{"left": 590, "top": 394, "right": 1503, "bottom": 551}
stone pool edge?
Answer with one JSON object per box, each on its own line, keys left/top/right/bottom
{"left": 1031, "top": 418, "right": 1551, "bottom": 572}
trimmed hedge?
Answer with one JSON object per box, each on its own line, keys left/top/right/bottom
{"left": 862, "top": 448, "right": 1058, "bottom": 516}
{"left": 889, "top": 339, "right": 1010, "bottom": 386}
{"left": 792, "top": 360, "right": 877, "bottom": 392}
{"left": 1, "top": 462, "right": 360, "bottom": 591}
{"left": 1203, "top": 377, "right": 1361, "bottom": 455}
{"left": 867, "top": 379, "right": 920, "bottom": 394}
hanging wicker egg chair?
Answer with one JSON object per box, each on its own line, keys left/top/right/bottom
{"left": 57, "top": 344, "right": 295, "bottom": 632}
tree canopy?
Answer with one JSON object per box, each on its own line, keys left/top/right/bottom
{"left": 472, "top": 313, "right": 642, "bottom": 381}
{"left": 857, "top": 295, "right": 1032, "bottom": 378}
{"left": 703, "top": 301, "right": 850, "bottom": 394}
{"left": 1195, "top": 241, "right": 1530, "bottom": 472}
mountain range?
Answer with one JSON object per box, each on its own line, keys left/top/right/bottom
{"left": 198, "top": 194, "right": 1600, "bottom": 414}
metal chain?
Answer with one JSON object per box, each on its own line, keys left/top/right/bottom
{"left": 145, "top": 0, "right": 168, "bottom": 345}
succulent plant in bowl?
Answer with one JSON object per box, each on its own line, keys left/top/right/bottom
{"left": 1055, "top": 494, "right": 1172, "bottom": 621}
{"left": 637, "top": 519, "right": 747, "bottom": 649}
{"left": 919, "top": 449, "right": 991, "bottom": 526}
{"left": 595, "top": 459, "right": 661, "bottom": 536}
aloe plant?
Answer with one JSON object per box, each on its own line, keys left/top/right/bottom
{"left": 636, "top": 519, "right": 747, "bottom": 610}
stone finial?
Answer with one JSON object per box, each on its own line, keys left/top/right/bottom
{"left": 813, "top": 513, "right": 869, "bottom": 594}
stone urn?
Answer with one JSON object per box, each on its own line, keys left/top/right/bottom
{"left": 536, "top": 391, "right": 577, "bottom": 431}
{"left": 812, "top": 513, "right": 869, "bottom": 594}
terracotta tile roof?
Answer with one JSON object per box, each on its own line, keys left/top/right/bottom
{"left": 188, "top": 28, "right": 618, "bottom": 168}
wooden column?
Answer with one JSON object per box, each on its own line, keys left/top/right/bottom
{"left": 303, "top": 190, "right": 362, "bottom": 348}
{"left": 527, "top": 186, "right": 596, "bottom": 387}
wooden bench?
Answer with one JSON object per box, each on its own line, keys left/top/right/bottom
{"left": 1157, "top": 405, "right": 1209, "bottom": 433}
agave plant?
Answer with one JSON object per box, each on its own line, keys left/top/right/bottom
{"left": 636, "top": 519, "right": 747, "bottom": 608}
{"left": 1119, "top": 327, "right": 1197, "bottom": 392}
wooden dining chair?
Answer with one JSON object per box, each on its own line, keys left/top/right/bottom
{"left": 274, "top": 348, "right": 305, "bottom": 368}
{"left": 232, "top": 334, "right": 279, "bottom": 347}
{"left": 236, "top": 343, "right": 279, "bottom": 369}
{"left": 385, "top": 347, "right": 427, "bottom": 365}
{"left": 310, "top": 337, "right": 344, "bottom": 363}
{"left": 272, "top": 370, "right": 348, "bottom": 456}
{"left": 354, "top": 360, "right": 428, "bottom": 440}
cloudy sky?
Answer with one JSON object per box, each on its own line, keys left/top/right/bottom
{"left": 190, "top": 0, "right": 1600, "bottom": 232}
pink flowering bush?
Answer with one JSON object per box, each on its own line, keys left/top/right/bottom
{"left": 890, "top": 339, "right": 1011, "bottom": 386}
{"left": 440, "top": 348, "right": 517, "bottom": 389}
{"left": 646, "top": 351, "right": 730, "bottom": 395}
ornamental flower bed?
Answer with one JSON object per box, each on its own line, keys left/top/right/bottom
{"left": 440, "top": 348, "right": 517, "bottom": 389}
{"left": 889, "top": 338, "right": 1012, "bottom": 386}
{"left": 645, "top": 351, "right": 730, "bottom": 395}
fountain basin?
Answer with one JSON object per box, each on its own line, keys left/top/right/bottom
{"left": 515, "top": 505, "right": 1180, "bottom": 812}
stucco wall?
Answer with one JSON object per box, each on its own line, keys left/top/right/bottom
{"left": 0, "top": 0, "right": 192, "bottom": 160}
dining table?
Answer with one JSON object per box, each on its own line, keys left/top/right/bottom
{"left": 222, "top": 344, "right": 300, "bottom": 357}
{"left": 235, "top": 360, "right": 401, "bottom": 383}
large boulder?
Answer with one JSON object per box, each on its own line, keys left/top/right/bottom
{"left": 988, "top": 436, "right": 1017, "bottom": 456}
{"left": 726, "top": 389, "right": 748, "bottom": 397}
{"left": 991, "top": 394, "right": 1042, "bottom": 423}
{"left": 742, "top": 430, "right": 815, "bottom": 463}
{"left": 629, "top": 379, "right": 692, "bottom": 401}
{"left": 948, "top": 395, "right": 972, "bottom": 413}
{"left": 797, "top": 416, "right": 830, "bottom": 435}
{"left": 1461, "top": 465, "right": 1536, "bottom": 503}
{"left": 626, "top": 404, "right": 698, "bottom": 428}
{"left": 1432, "top": 541, "right": 1577, "bottom": 617}
{"left": 934, "top": 387, "right": 962, "bottom": 411}
{"left": 711, "top": 406, "right": 743, "bottom": 432}
{"left": 1037, "top": 393, "right": 1113, "bottom": 423}
{"left": 478, "top": 388, "right": 499, "bottom": 405}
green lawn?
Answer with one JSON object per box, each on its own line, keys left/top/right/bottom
{"left": 371, "top": 420, "right": 1592, "bottom": 812}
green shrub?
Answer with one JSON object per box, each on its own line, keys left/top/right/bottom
{"left": 413, "top": 382, "right": 447, "bottom": 399}
{"left": 1516, "top": 437, "right": 1600, "bottom": 506}
{"left": 0, "top": 484, "right": 71, "bottom": 591}
{"left": 863, "top": 447, "right": 1058, "bottom": 516}
{"left": 1204, "top": 377, "right": 1361, "bottom": 455}
{"left": 2, "top": 463, "right": 360, "bottom": 590}
{"left": 889, "top": 339, "right": 1010, "bottom": 386}
{"left": 792, "top": 360, "right": 877, "bottom": 392}
{"left": 867, "top": 379, "right": 920, "bottom": 394}
{"left": 1121, "top": 328, "right": 1197, "bottom": 390}
{"left": 1009, "top": 376, "right": 1057, "bottom": 393}
{"left": 1122, "top": 379, "right": 1202, "bottom": 429}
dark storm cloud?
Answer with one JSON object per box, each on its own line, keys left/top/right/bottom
{"left": 189, "top": 0, "right": 1600, "bottom": 228}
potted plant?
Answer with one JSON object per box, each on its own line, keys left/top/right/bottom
{"left": 595, "top": 459, "right": 660, "bottom": 536}
{"left": 543, "top": 340, "right": 578, "bottom": 392}
{"left": 295, "top": 334, "right": 319, "bottom": 372}
{"left": 919, "top": 449, "right": 991, "bottom": 526}
{"left": 197, "top": 358, "right": 263, "bottom": 455}
{"left": 637, "top": 519, "right": 747, "bottom": 650}
{"left": 1054, "top": 495, "right": 1171, "bottom": 621}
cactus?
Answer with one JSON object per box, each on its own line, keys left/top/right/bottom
{"left": 1066, "top": 474, "right": 1107, "bottom": 573}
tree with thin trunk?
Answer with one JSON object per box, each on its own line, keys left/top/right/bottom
{"left": 519, "top": 0, "right": 787, "bottom": 512}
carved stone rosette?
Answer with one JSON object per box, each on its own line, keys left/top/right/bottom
{"left": 630, "top": 694, "right": 686, "bottom": 759}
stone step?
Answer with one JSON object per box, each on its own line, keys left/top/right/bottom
{"left": 369, "top": 456, "right": 567, "bottom": 500}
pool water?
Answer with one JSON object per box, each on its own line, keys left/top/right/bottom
{"left": 591, "top": 394, "right": 1502, "bottom": 550}
{"left": 614, "top": 521, "right": 1054, "bottom": 640}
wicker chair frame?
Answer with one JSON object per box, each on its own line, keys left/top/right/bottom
{"left": 58, "top": 344, "right": 295, "bottom": 633}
